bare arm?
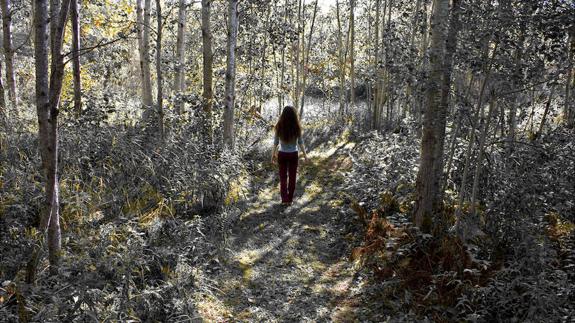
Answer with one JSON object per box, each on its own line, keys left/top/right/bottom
{"left": 298, "top": 137, "right": 308, "bottom": 161}
{"left": 272, "top": 134, "right": 279, "bottom": 164}
{"left": 271, "top": 145, "right": 279, "bottom": 164}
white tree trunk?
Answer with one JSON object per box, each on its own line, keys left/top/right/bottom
{"left": 136, "top": 0, "right": 153, "bottom": 109}
{"left": 223, "top": 0, "right": 239, "bottom": 148}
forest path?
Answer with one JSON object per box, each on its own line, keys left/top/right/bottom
{"left": 196, "top": 140, "right": 363, "bottom": 322}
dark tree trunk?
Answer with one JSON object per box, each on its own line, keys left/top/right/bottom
{"left": 201, "top": 0, "right": 214, "bottom": 143}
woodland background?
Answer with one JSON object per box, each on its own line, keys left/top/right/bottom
{"left": 0, "top": 0, "right": 574, "bottom": 321}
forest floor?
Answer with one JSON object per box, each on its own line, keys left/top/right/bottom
{"left": 1, "top": 119, "right": 573, "bottom": 322}
{"left": 194, "top": 138, "right": 369, "bottom": 322}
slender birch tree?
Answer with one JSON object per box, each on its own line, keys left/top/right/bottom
{"left": 223, "top": 0, "right": 239, "bottom": 148}
{"left": 156, "top": 0, "right": 164, "bottom": 139}
{"left": 70, "top": 0, "right": 82, "bottom": 113}
{"left": 0, "top": 0, "right": 16, "bottom": 107}
{"left": 29, "top": 0, "right": 71, "bottom": 278}
{"left": 349, "top": 0, "right": 355, "bottom": 109}
{"left": 136, "top": 0, "right": 153, "bottom": 109}
{"left": 174, "top": 0, "right": 186, "bottom": 115}
{"left": 299, "top": 0, "right": 318, "bottom": 118}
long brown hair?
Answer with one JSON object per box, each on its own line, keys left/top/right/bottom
{"left": 275, "top": 106, "right": 302, "bottom": 142}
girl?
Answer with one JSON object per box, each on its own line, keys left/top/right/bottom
{"left": 271, "top": 106, "right": 308, "bottom": 205}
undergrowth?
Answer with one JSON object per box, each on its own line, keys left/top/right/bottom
{"left": 342, "top": 125, "right": 575, "bottom": 321}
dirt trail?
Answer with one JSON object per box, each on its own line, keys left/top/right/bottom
{"left": 196, "top": 142, "right": 363, "bottom": 322}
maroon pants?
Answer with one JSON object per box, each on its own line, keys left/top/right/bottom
{"left": 278, "top": 151, "right": 299, "bottom": 203}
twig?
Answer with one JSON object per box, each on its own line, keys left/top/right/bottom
{"left": 62, "top": 28, "right": 136, "bottom": 64}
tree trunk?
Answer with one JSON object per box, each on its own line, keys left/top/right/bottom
{"left": 298, "top": 0, "right": 318, "bottom": 118}
{"left": 365, "top": 0, "right": 372, "bottom": 129}
{"left": 413, "top": 0, "right": 449, "bottom": 231}
{"left": 537, "top": 85, "right": 555, "bottom": 136}
{"left": 173, "top": 0, "right": 186, "bottom": 115}
{"left": 258, "top": 3, "right": 271, "bottom": 112}
{"left": 156, "top": 0, "right": 164, "bottom": 139}
{"left": 201, "top": 0, "right": 213, "bottom": 143}
{"left": 70, "top": 0, "right": 81, "bottom": 113}
{"left": 442, "top": 74, "right": 474, "bottom": 193}
{"left": 565, "top": 28, "right": 574, "bottom": 127}
{"left": 223, "top": 0, "right": 239, "bottom": 148}
{"left": 0, "top": 0, "right": 17, "bottom": 107}
{"left": 32, "top": 0, "right": 70, "bottom": 277}
{"left": 372, "top": 0, "right": 380, "bottom": 129}
{"left": 49, "top": 0, "right": 59, "bottom": 57}
{"left": 455, "top": 42, "right": 498, "bottom": 220}
{"left": 376, "top": 0, "right": 387, "bottom": 127}
{"left": 406, "top": 0, "right": 422, "bottom": 117}
{"left": 469, "top": 95, "right": 497, "bottom": 218}
{"left": 414, "top": 0, "right": 430, "bottom": 124}
{"left": 279, "top": 0, "right": 288, "bottom": 113}
{"left": 0, "top": 60, "right": 6, "bottom": 119}
{"left": 383, "top": 0, "right": 393, "bottom": 126}
{"left": 336, "top": 0, "right": 345, "bottom": 115}
{"left": 293, "top": 0, "right": 303, "bottom": 109}
{"left": 434, "top": 0, "right": 461, "bottom": 203}
{"left": 506, "top": 14, "right": 525, "bottom": 153}
{"left": 349, "top": 0, "right": 355, "bottom": 109}
{"left": 136, "top": 0, "right": 153, "bottom": 109}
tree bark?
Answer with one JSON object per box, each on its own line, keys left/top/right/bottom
{"left": 336, "top": 0, "right": 346, "bottom": 115}
{"left": 469, "top": 95, "right": 497, "bottom": 217}
{"left": 136, "top": 0, "right": 153, "bottom": 109}
{"left": 372, "top": 0, "right": 380, "bottom": 129}
{"left": 279, "top": 0, "right": 289, "bottom": 113}
{"left": 298, "top": 0, "right": 318, "bottom": 118}
{"left": 505, "top": 0, "right": 525, "bottom": 153}
{"left": 201, "top": 0, "right": 213, "bottom": 143}
{"left": 349, "top": 0, "right": 355, "bottom": 109}
{"left": 173, "top": 0, "right": 186, "bottom": 115}
{"left": 49, "top": 0, "right": 59, "bottom": 57}
{"left": 0, "top": 0, "right": 17, "bottom": 107}
{"left": 293, "top": 0, "right": 303, "bottom": 108}
{"left": 413, "top": 0, "right": 449, "bottom": 231}
{"left": 434, "top": 0, "right": 461, "bottom": 203}
{"left": 32, "top": 0, "right": 70, "bottom": 277}
{"left": 156, "top": 0, "right": 164, "bottom": 139}
{"left": 223, "top": 0, "right": 239, "bottom": 148}
{"left": 258, "top": 2, "right": 271, "bottom": 112}
{"left": 70, "top": 0, "right": 81, "bottom": 113}
{"left": 442, "top": 75, "right": 474, "bottom": 193}
{"left": 455, "top": 42, "right": 498, "bottom": 220}
{"left": 0, "top": 60, "right": 6, "bottom": 119}
{"left": 537, "top": 85, "right": 555, "bottom": 136}
{"left": 565, "top": 28, "right": 574, "bottom": 127}
{"left": 375, "top": 0, "right": 387, "bottom": 127}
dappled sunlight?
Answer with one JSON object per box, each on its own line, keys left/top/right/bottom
{"left": 188, "top": 142, "right": 363, "bottom": 322}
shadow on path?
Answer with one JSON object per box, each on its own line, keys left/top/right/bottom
{"left": 193, "top": 140, "right": 362, "bottom": 322}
